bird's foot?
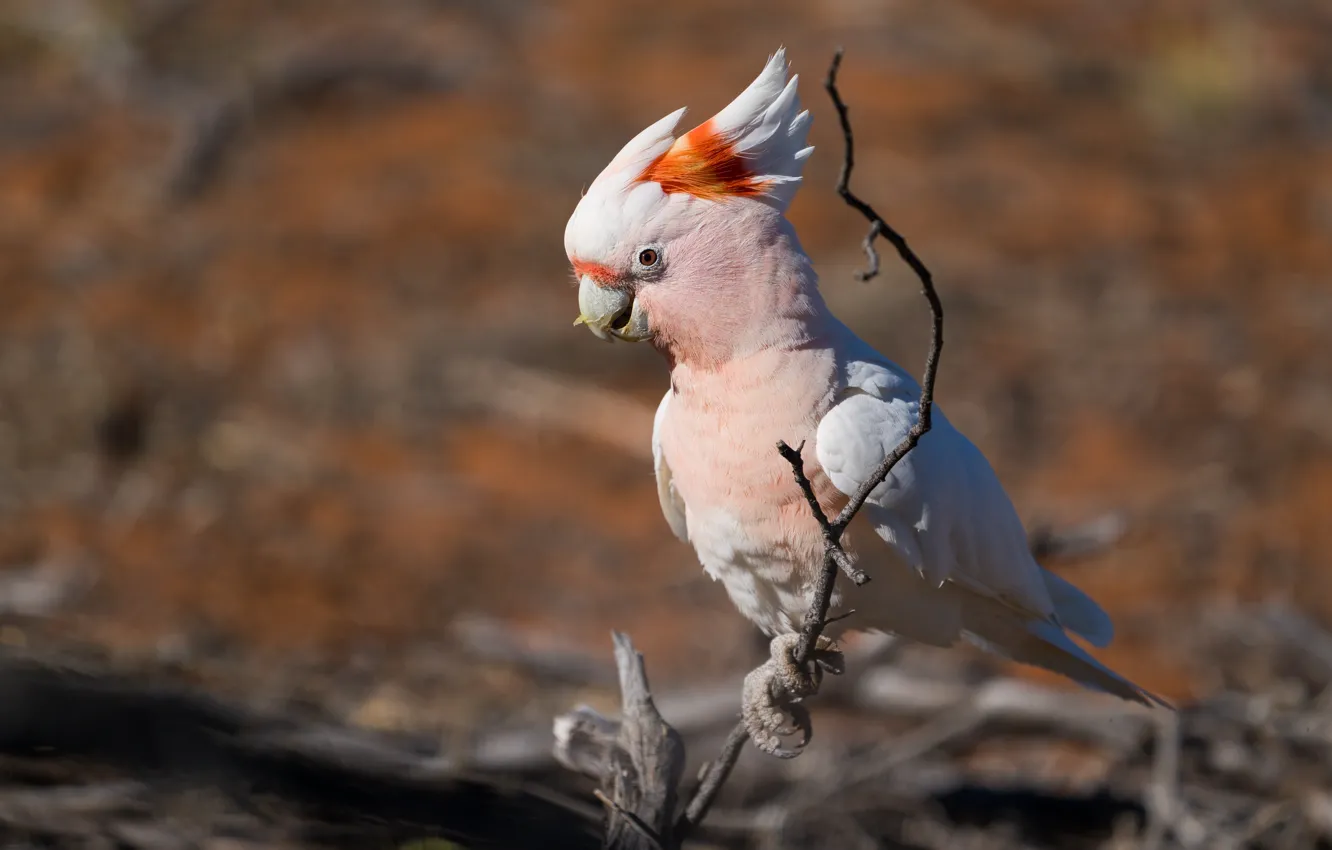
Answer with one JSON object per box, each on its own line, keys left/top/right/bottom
{"left": 741, "top": 633, "right": 844, "bottom": 758}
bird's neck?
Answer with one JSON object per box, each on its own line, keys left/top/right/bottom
{"left": 653, "top": 220, "right": 832, "bottom": 373}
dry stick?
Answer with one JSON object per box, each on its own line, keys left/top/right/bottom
{"left": 602, "top": 632, "right": 686, "bottom": 850}
{"left": 676, "top": 723, "right": 748, "bottom": 837}
{"left": 677, "top": 45, "right": 945, "bottom": 840}
{"left": 594, "top": 790, "right": 667, "bottom": 850}
{"left": 789, "top": 46, "right": 945, "bottom": 669}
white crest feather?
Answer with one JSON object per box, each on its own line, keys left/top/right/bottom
{"left": 704, "top": 47, "right": 814, "bottom": 210}
{"left": 593, "top": 107, "right": 687, "bottom": 193}
{"left": 566, "top": 49, "right": 813, "bottom": 261}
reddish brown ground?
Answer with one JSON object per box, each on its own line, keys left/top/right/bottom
{"left": 1, "top": 0, "right": 1331, "bottom": 730}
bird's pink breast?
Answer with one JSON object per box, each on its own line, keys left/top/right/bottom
{"left": 659, "top": 345, "right": 847, "bottom": 634}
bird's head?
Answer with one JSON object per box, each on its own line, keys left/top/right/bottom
{"left": 565, "top": 49, "right": 815, "bottom": 360}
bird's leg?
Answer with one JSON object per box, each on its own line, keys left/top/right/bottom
{"left": 741, "top": 633, "right": 845, "bottom": 758}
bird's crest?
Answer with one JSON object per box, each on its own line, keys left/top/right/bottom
{"left": 565, "top": 49, "right": 812, "bottom": 262}
{"left": 637, "top": 119, "right": 769, "bottom": 201}
{"left": 634, "top": 48, "right": 812, "bottom": 209}
{"left": 590, "top": 48, "right": 813, "bottom": 211}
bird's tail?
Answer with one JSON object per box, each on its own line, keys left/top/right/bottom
{"left": 959, "top": 590, "right": 1171, "bottom": 709}
{"left": 1040, "top": 566, "right": 1115, "bottom": 648}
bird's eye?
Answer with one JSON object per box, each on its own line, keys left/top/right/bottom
{"left": 637, "top": 248, "right": 659, "bottom": 268}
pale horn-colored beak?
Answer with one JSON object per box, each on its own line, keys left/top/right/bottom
{"left": 574, "top": 276, "right": 650, "bottom": 342}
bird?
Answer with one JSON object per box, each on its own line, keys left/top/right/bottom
{"left": 565, "top": 48, "right": 1167, "bottom": 754}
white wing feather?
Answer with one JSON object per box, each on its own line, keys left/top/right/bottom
{"left": 816, "top": 356, "right": 1058, "bottom": 622}
{"left": 652, "top": 389, "right": 689, "bottom": 542}
{"left": 816, "top": 349, "right": 1163, "bottom": 706}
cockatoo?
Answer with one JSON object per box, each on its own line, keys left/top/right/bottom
{"left": 566, "top": 49, "right": 1166, "bottom": 753}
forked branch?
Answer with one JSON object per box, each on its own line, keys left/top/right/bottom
{"left": 676, "top": 46, "right": 948, "bottom": 839}
{"left": 783, "top": 47, "right": 945, "bottom": 666}
{"left": 559, "top": 48, "right": 947, "bottom": 849}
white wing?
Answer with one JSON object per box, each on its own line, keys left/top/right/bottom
{"left": 817, "top": 357, "right": 1060, "bottom": 623}
{"left": 652, "top": 389, "right": 689, "bottom": 542}
{"left": 816, "top": 351, "right": 1164, "bottom": 707}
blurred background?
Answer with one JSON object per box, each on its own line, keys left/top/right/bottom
{"left": 2, "top": 0, "right": 1332, "bottom": 847}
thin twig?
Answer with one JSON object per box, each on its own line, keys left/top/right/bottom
{"left": 782, "top": 47, "right": 945, "bottom": 670}
{"left": 676, "top": 721, "right": 748, "bottom": 839}
{"left": 776, "top": 440, "right": 869, "bottom": 587}
{"left": 824, "top": 47, "right": 945, "bottom": 536}
{"left": 594, "top": 790, "right": 667, "bottom": 850}
{"left": 827, "top": 51, "right": 937, "bottom": 294}
{"left": 597, "top": 47, "right": 947, "bottom": 846}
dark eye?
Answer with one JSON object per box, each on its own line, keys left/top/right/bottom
{"left": 637, "top": 248, "right": 659, "bottom": 267}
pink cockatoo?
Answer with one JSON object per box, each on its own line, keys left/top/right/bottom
{"left": 566, "top": 49, "right": 1166, "bottom": 753}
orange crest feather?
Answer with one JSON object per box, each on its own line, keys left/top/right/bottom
{"left": 637, "top": 120, "right": 766, "bottom": 200}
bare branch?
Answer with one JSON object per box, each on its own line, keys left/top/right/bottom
{"left": 676, "top": 722, "right": 748, "bottom": 838}
{"left": 553, "top": 705, "right": 621, "bottom": 779}
{"left": 824, "top": 47, "right": 945, "bottom": 536}
{"left": 563, "top": 46, "right": 948, "bottom": 846}
{"left": 601, "top": 632, "right": 687, "bottom": 850}
{"left": 780, "top": 47, "right": 946, "bottom": 672}
{"left": 776, "top": 440, "right": 870, "bottom": 587}
{"left": 594, "top": 790, "right": 667, "bottom": 850}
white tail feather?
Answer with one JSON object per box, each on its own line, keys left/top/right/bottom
{"left": 958, "top": 590, "right": 1169, "bottom": 708}
{"left": 1040, "top": 567, "right": 1115, "bottom": 648}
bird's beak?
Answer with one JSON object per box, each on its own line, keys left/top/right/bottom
{"left": 574, "top": 275, "right": 651, "bottom": 343}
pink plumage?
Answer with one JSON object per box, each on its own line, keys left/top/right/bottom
{"left": 567, "top": 49, "right": 1164, "bottom": 709}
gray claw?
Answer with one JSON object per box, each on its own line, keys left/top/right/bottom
{"left": 740, "top": 634, "right": 843, "bottom": 758}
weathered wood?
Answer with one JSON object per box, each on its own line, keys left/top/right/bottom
{"left": 601, "top": 632, "right": 686, "bottom": 850}
{"left": 554, "top": 633, "right": 721, "bottom": 849}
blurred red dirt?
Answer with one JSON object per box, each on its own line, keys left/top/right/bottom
{"left": 0, "top": 0, "right": 1331, "bottom": 727}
